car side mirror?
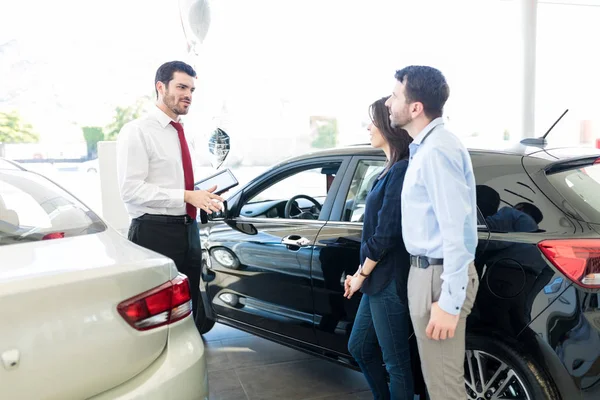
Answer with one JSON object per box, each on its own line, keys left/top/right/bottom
{"left": 207, "top": 200, "right": 228, "bottom": 221}
{"left": 208, "top": 128, "right": 230, "bottom": 169}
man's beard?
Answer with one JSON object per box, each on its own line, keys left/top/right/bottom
{"left": 164, "top": 94, "right": 189, "bottom": 116}
{"left": 391, "top": 112, "right": 411, "bottom": 129}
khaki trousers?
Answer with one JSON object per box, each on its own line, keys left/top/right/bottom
{"left": 407, "top": 263, "right": 479, "bottom": 400}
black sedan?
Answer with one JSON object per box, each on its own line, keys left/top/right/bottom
{"left": 196, "top": 144, "right": 600, "bottom": 400}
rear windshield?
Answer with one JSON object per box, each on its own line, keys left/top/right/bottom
{"left": 546, "top": 163, "right": 600, "bottom": 223}
{"left": 0, "top": 170, "right": 106, "bottom": 246}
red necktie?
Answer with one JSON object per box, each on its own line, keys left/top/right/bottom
{"left": 170, "top": 121, "right": 197, "bottom": 219}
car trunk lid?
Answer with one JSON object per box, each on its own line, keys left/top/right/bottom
{"left": 0, "top": 230, "right": 178, "bottom": 400}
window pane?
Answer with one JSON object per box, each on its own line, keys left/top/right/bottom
{"left": 0, "top": 170, "right": 106, "bottom": 245}
{"left": 343, "top": 160, "right": 385, "bottom": 222}
{"left": 248, "top": 164, "right": 340, "bottom": 204}
{"left": 547, "top": 164, "right": 600, "bottom": 223}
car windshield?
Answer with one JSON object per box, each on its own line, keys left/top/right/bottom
{"left": 546, "top": 162, "right": 600, "bottom": 223}
{"left": 0, "top": 170, "right": 106, "bottom": 246}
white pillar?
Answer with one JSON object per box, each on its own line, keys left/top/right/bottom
{"left": 520, "top": 0, "right": 538, "bottom": 138}
{"left": 98, "top": 141, "right": 130, "bottom": 236}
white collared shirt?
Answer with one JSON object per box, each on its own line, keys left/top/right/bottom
{"left": 116, "top": 105, "right": 198, "bottom": 219}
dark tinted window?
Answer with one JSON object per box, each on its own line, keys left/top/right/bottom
{"left": 0, "top": 170, "right": 106, "bottom": 245}
{"left": 546, "top": 163, "right": 600, "bottom": 223}
{"left": 471, "top": 152, "right": 562, "bottom": 234}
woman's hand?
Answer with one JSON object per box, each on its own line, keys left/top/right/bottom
{"left": 343, "top": 267, "right": 361, "bottom": 295}
{"left": 344, "top": 267, "right": 365, "bottom": 299}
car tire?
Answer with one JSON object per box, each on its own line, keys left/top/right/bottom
{"left": 195, "top": 295, "right": 215, "bottom": 335}
{"left": 465, "top": 335, "right": 560, "bottom": 400}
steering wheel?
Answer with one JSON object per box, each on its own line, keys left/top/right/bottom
{"left": 284, "top": 194, "right": 322, "bottom": 219}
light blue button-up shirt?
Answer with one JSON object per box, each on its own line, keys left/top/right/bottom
{"left": 401, "top": 117, "right": 477, "bottom": 315}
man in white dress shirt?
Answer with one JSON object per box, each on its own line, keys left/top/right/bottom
{"left": 116, "top": 60, "right": 224, "bottom": 321}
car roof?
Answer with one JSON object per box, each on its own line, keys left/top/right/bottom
{"left": 0, "top": 158, "right": 26, "bottom": 171}
{"left": 279, "top": 143, "right": 600, "bottom": 165}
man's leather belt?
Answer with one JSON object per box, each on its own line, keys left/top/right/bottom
{"left": 136, "top": 214, "right": 194, "bottom": 225}
{"left": 410, "top": 255, "right": 444, "bottom": 269}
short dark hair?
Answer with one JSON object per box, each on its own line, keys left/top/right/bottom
{"left": 155, "top": 61, "right": 197, "bottom": 98}
{"left": 394, "top": 65, "right": 449, "bottom": 120}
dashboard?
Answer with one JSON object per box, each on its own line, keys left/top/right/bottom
{"left": 238, "top": 197, "right": 324, "bottom": 219}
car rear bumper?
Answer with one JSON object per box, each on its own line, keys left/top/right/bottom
{"left": 88, "top": 317, "right": 208, "bottom": 400}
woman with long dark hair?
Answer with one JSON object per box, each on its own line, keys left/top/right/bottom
{"left": 344, "top": 96, "right": 414, "bottom": 399}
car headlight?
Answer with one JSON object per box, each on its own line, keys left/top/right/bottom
{"left": 211, "top": 247, "right": 240, "bottom": 269}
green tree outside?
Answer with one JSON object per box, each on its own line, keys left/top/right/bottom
{"left": 0, "top": 111, "right": 40, "bottom": 143}
{"left": 105, "top": 96, "right": 152, "bottom": 140}
{"left": 82, "top": 126, "right": 104, "bottom": 159}
{"left": 311, "top": 117, "right": 338, "bottom": 149}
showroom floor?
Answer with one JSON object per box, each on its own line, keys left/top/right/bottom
{"left": 203, "top": 323, "right": 373, "bottom": 400}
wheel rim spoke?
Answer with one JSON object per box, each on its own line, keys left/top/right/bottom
{"left": 475, "top": 350, "right": 487, "bottom": 391}
{"left": 465, "top": 350, "right": 477, "bottom": 392}
{"left": 484, "top": 361, "right": 508, "bottom": 393}
{"left": 464, "top": 349, "right": 531, "bottom": 400}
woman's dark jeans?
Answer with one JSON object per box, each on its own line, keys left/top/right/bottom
{"left": 348, "top": 280, "right": 414, "bottom": 400}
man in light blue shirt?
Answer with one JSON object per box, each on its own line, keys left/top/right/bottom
{"left": 385, "top": 66, "right": 479, "bottom": 400}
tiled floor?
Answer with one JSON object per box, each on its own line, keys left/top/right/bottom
{"left": 203, "top": 323, "right": 372, "bottom": 400}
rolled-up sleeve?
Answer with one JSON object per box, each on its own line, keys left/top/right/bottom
{"left": 361, "top": 164, "right": 407, "bottom": 262}
{"left": 116, "top": 123, "right": 185, "bottom": 208}
{"left": 422, "top": 147, "right": 477, "bottom": 315}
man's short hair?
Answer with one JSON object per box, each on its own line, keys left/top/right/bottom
{"left": 394, "top": 65, "right": 449, "bottom": 120}
{"left": 155, "top": 61, "right": 197, "bottom": 97}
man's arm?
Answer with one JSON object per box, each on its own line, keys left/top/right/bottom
{"left": 116, "top": 123, "right": 185, "bottom": 208}
{"left": 422, "top": 146, "right": 477, "bottom": 315}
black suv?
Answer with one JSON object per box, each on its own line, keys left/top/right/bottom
{"left": 196, "top": 144, "right": 600, "bottom": 400}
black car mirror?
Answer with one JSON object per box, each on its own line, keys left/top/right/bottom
{"left": 207, "top": 200, "right": 228, "bottom": 221}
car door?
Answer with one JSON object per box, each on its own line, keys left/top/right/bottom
{"left": 310, "top": 155, "right": 386, "bottom": 356}
{"left": 203, "top": 156, "right": 349, "bottom": 343}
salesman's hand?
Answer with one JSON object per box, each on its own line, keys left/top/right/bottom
{"left": 426, "top": 302, "right": 460, "bottom": 340}
{"left": 184, "top": 185, "right": 225, "bottom": 214}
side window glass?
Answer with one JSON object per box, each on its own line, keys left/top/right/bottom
{"left": 342, "top": 160, "right": 385, "bottom": 222}
{"left": 241, "top": 162, "right": 341, "bottom": 219}
{"left": 472, "top": 153, "right": 550, "bottom": 234}
{"left": 477, "top": 207, "right": 488, "bottom": 230}
{"left": 476, "top": 182, "right": 542, "bottom": 234}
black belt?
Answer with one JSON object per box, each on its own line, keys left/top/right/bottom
{"left": 410, "top": 255, "right": 443, "bottom": 269}
{"left": 135, "top": 214, "right": 194, "bottom": 225}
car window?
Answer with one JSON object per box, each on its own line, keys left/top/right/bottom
{"left": 546, "top": 163, "right": 600, "bottom": 223}
{"left": 0, "top": 170, "right": 106, "bottom": 245}
{"left": 476, "top": 207, "right": 488, "bottom": 229}
{"left": 342, "top": 160, "right": 386, "bottom": 222}
{"left": 240, "top": 162, "right": 342, "bottom": 219}
{"left": 472, "top": 153, "right": 552, "bottom": 234}
{"left": 247, "top": 163, "right": 341, "bottom": 204}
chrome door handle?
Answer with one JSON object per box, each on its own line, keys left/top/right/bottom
{"left": 281, "top": 235, "right": 310, "bottom": 247}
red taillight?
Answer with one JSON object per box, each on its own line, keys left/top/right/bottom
{"left": 42, "top": 232, "right": 65, "bottom": 240}
{"left": 117, "top": 275, "right": 192, "bottom": 331}
{"left": 538, "top": 239, "right": 600, "bottom": 288}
